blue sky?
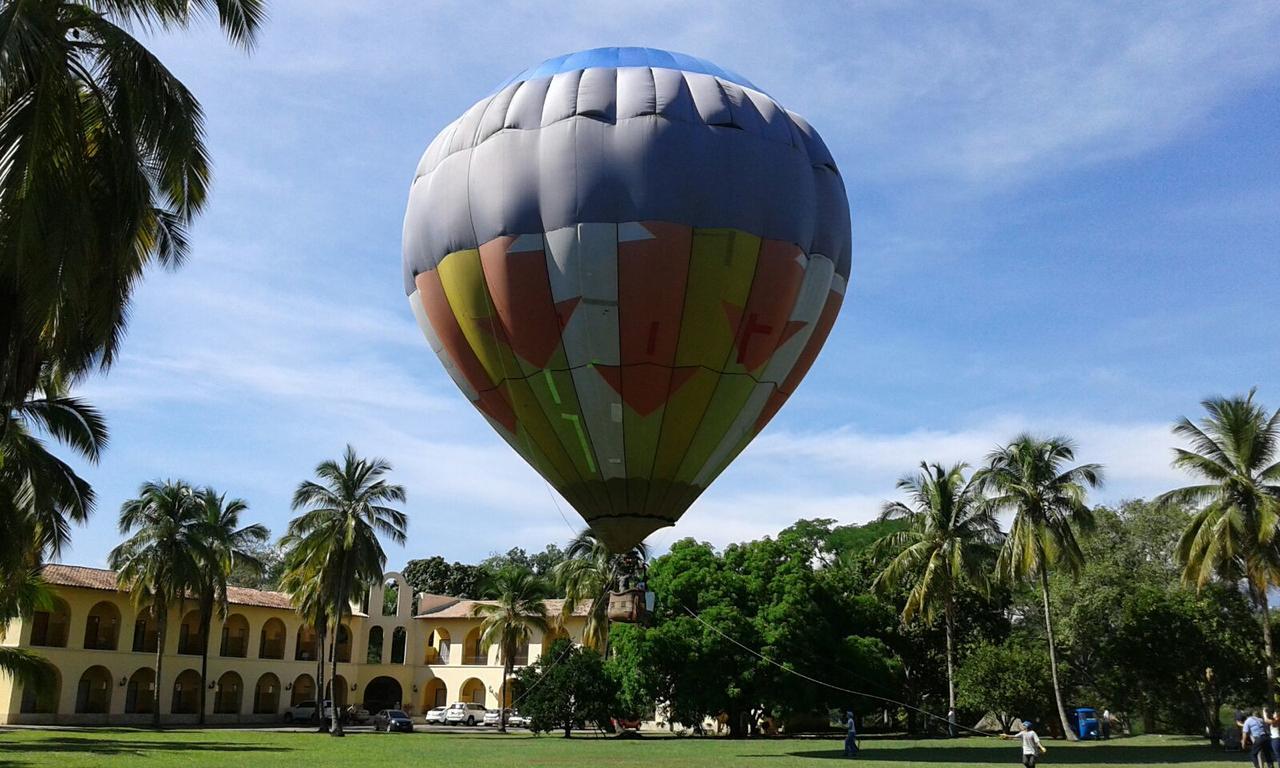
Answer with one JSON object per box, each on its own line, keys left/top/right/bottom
{"left": 64, "top": 1, "right": 1280, "bottom": 568}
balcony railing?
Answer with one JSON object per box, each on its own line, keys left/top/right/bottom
{"left": 221, "top": 636, "right": 247, "bottom": 658}
{"left": 260, "top": 639, "right": 285, "bottom": 659}
{"left": 463, "top": 654, "right": 487, "bottom": 665}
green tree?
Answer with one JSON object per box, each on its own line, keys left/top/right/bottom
{"left": 978, "top": 434, "right": 1103, "bottom": 740}
{"left": 192, "top": 488, "right": 266, "bottom": 724}
{"left": 278, "top": 553, "right": 329, "bottom": 731}
{"left": 284, "top": 445, "right": 407, "bottom": 736}
{"left": 0, "top": 0, "right": 265, "bottom": 407}
{"left": 228, "top": 538, "right": 285, "bottom": 590}
{"left": 471, "top": 565, "right": 550, "bottom": 732}
{"left": 402, "top": 556, "right": 483, "bottom": 598}
{"left": 1160, "top": 391, "right": 1280, "bottom": 702}
{"left": 513, "top": 638, "right": 616, "bottom": 737}
{"left": 873, "top": 462, "right": 999, "bottom": 713}
{"left": 108, "top": 480, "right": 209, "bottom": 728}
{"left": 553, "top": 529, "right": 648, "bottom": 652}
{"left": 955, "top": 636, "right": 1055, "bottom": 732}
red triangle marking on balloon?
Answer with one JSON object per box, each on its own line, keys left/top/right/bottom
{"left": 555, "top": 297, "right": 581, "bottom": 330}
{"left": 594, "top": 365, "right": 700, "bottom": 416}
{"left": 777, "top": 319, "right": 809, "bottom": 347}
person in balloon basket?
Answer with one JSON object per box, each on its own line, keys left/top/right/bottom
{"left": 1001, "top": 720, "right": 1046, "bottom": 767}
{"left": 842, "top": 710, "right": 859, "bottom": 758}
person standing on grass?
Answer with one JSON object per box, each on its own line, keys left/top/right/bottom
{"left": 844, "top": 710, "right": 859, "bottom": 758}
{"left": 1242, "top": 710, "right": 1273, "bottom": 768}
{"left": 1100, "top": 708, "right": 1111, "bottom": 740}
{"left": 1001, "top": 720, "right": 1046, "bottom": 768}
{"left": 948, "top": 706, "right": 958, "bottom": 738}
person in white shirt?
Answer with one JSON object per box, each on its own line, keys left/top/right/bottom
{"left": 1001, "top": 720, "right": 1046, "bottom": 768}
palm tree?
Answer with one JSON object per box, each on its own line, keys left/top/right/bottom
{"left": 285, "top": 445, "right": 407, "bottom": 737}
{"left": 977, "top": 434, "right": 1103, "bottom": 741}
{"left": 192, "top": 488, "right": 267, "bottom": 725}
{"left": 552, "top": 529, "right": 649, "bottom": 653}
{"left": 872, "top": 462, "right": 1000, "bottom": 714}
{"left": 471, "top": 565, "right": 550, "bottom": 733}
{"left": 108, "top": 480, "right": 209, "bottom": 728}
{"left": 0, "top": 0, "right": 266, "bottom": 407}
{"left": 1159, "top": 390, "right": 1280, "bottom": 702}
{"left": 0, "top": 379, "right": 107, "bottom": 572}
{"left": 0, "top": 565, "right": 58, "bottom": 701}
{"left": 278, "top": 551, "right": 330, "bottom": 731}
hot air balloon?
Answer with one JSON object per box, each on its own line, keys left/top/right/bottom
{"left": 402, "top": 47, "right": 850, "bottom": 557}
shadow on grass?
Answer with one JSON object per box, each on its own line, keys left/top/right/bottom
{"left": 765, "top": 742, "right": 1228, "bottom": 764}
{"left": 0, "top": 735, "right": 292, "bottom": 762}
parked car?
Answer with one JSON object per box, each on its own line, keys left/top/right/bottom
{"left": 483, "top": 708, "right": 510, "bottom": 727}
{"left": 373, "top": 709, "right": 414, "bottom": 733}
{"left": 508, "top": 710, "right": 528, "bottom": 728}
{"left": 445, "top": 702, "right": 488, "bottom": 726}
{"left": 424, "top": 706, "right": 447, "bottom": 725}
{"left": 345, "top": 705, "right": 372, "bottom": 725}
{"left": 283, "top": 700, "right": 336, "bottom": 724}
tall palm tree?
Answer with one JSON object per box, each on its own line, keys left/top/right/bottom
{"left": 0, "top": 565, "right": 58, "bottom": 700}
{"left": 0, "top": 0, "right": 266, "bottom": 407}
{"left": 552, "top": 529, "right": 648, "bottom": 653}
{"left": 285, "top": 445, "right": 407, "bottom": 737}
{"left": 108, "top": 480, "right": 209, "bottom": 728}
{"left": 471, "top": 565, "right": 550, "bottom": 733}
{"left": 192, "top": 488, "right": 266, "bottom": 725}
{"left": 977, "top": 434, "right": 1103, "bottom": 741}
{"left": 873, "top": 462, "right": 1000, "bottom": 714}
{"left": 1159, "top": 390, "right": 1280, "bottom": 702}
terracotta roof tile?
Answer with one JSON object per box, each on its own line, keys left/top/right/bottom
{"left": 416, "top": 597, "right": 590, "bottom": 619}
{"left": 42, "top": 564, "right": 295, "bottom": 611}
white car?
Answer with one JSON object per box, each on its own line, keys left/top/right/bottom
{"left": 508, "top": 711, "right": 528, "bottom": 728}
{"left": 444, "top": 702, "right": 488, "bottom": 726}
{"left": 283, "top": 699, "right": 336, "bottom": 723}
{"left": 424, "top": 706, "right": 447, "bottom": 725}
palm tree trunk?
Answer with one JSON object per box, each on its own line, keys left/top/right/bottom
{"left": 499, "top": 652, "right": 512, "bottom": 733}
{"left": 314, "top": 620, "right": 326, "bottom": 732}
{"left": 152, "top": 601, "right": 168, "bottom": 730}
{"left": 1259, "top": 585, "right": 1277, "bottom": 705}
{"left": 944, "top": 597, "right": 956, "bottom": 713}
{"left": 330, "top": 582, "right": 347, "bottom": 737}
{"left": 197, "top": 598, "right": 212, "bottom": 726}
{"left": 1039, "top": 568, "right": 1075, "bottom": 741}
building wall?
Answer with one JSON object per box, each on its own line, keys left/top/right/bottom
{"left": 0, "top": 571, "right": 584, "bottom": 725}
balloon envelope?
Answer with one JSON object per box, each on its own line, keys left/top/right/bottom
{"left": 402, "top": 47, "right": 850, "bottom": 551}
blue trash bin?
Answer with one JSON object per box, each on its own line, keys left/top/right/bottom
{"left": 1074, "top": 708, "right": 1100, "bottom": 740}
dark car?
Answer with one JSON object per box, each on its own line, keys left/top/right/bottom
{"left": 374, "top": 709, "right": 414, "bottom": 733}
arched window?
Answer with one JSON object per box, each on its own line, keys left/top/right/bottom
{"left": 177, "top": 609, "right": 204, "bottom": 655}
{"left": 367, "top": 626, "right": 384, "bottom": 664}
{"left": 425, "top": 628, "right": 451, "bottom": 664}
{"left": 463, "top": 627, "right": 485, "bottom": 665}
{"left": 290, "top": 674, "right": 314, "bottom": 706}
{"left": 422, "top": 678, "right": 446, "bottom": 709}
{"left": 259, "top": 618, "right": 286, "bottom": 659}
{"left": 20, "top": 669, "right": 60, "bottom": 714}
{"left": 171, "top": 669, "right": 201, "bottom": 714}
{"left": 382, "top": 580, "right": 400, "bottom": 616}
{"left": 511, "top": 636, "right": 529, "bottom": 667}
{"left": 253, "top": 673, "right": 281, "bottom": 715}
{"left": 75, "top": 666, "right": 113, "bottom": 713}
{"left": 125, "top": 667, "right": 156, "bottom": 714}
{"left": 132, "top": 607, "right": 159, "bottom": 653}
{"left": 220, "top": 614, "right": 250, "bottom": 657}
{"left": 214, "top": 671, "right": 243, "bottom": 714}
{"left": 83, "top": 602, "right": 121, "bottom": 651}
{"left": 390, "top": 627, "right": 407, "bottom": 664}
{"left": 460, "top": 677, "right": 485, "bottom": 706}
{"left": 29, "top": 597, "right": 70, "bottom": 648}
{"left": 334, "top": 624, "right": 352, "bottom": 663}
{"left": 295, "top": 625, "right": 318, "bottom": 661}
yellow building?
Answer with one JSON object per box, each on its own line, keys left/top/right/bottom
{"left": 0, "top": 565, "right": 586, "bottom": 725}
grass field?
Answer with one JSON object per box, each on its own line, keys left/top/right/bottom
{"left": 0, "top": 730, "right": 1248, "bottom": 768}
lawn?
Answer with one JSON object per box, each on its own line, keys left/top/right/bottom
{"left": 0, "top": 729, "right": 1245, "bottom": 767}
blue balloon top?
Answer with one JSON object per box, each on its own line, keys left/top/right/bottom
{"left": 493, "top": 47, "right": 761, "bottom": 94}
